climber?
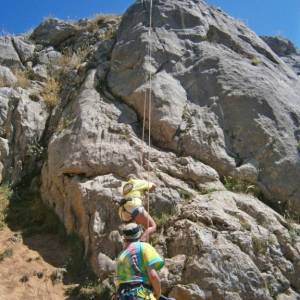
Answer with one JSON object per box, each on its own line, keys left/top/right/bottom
{"left": 115, "top": 223, "right": 175, "bottom": 300}
{"left": 118, "top": 174, "right": 157, "bottom": 242}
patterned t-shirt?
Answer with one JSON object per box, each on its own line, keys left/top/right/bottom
{"left": 116, "top": 241, "right": 164, "bottom": 286}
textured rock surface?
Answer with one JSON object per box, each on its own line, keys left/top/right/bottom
{"left": 0, "top": 2, "right": 300, "bottom": 299}
{"left": 0, "top": 66, "right": 17, "bottom": 87}
{"left": 261, "top": 36, "right": 300, "bottom": 76}
{"left": 108, "top": 0, "right": 300, "bottom": 213}
{"left": 30, "top": 18, "right": 78, "bottom": 47}
{"left": 0, "top": 36, "right": 22, "bottom": 68}
{"left": 0, "top": 87, "right": 48, "bottom": 184}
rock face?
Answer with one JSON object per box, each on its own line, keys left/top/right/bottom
{"left": 30, "top": 18, "right": 78, "bottom": 47}
{"left": 108, "top": 0, "right": 300, "bottom": 213}
{"left": 0, "top": 1, "right": 300, "bottom": 300}
{"left": 0, "top": 37, "right": 22, "bottom": 68}
{"left": 261, "top": 36, "right": 300, "bottom": 76}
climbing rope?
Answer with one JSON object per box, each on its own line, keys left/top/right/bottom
{"left": 146, "top": 0, "right": 153, "bottom": 242}
{"left": 139, "top": 0, "right": 154, "bottom": 242}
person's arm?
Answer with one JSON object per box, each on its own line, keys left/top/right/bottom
{"left": 149, "top": 183, "right": 156, "bottom": 193}
{"left": 135, "top": 210, "right": 157, "bottom": 242}
{"left": 147, "top": 266, "right": 161, "bottom": 299}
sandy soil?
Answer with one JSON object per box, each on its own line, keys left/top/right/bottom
{"left": 0, "top": 226, "right": 73, "bottom": 300}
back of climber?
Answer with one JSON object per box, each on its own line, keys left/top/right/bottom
{"left": 115, "top": 223, "right": 175, "bottom": 300}
{"left": 118, "top": 175, "right": 157, "bottom": 242}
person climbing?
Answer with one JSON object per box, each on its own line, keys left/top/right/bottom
{"left": 118, "top": 175, "right": 157, "bottom": 242}
{"left": 115, "top": 223, "right": 175, "bottom": 300}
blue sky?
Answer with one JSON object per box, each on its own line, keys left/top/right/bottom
{"left": 1, "top": 0, "right": 299, "bottom": 48}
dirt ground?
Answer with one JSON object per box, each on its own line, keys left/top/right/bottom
{"left": 0, "top": 226, "right": 73, "bottom": 300}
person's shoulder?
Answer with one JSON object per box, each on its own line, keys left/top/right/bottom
{"left": 140, "top": 242, "right": 158, "bottom": 252}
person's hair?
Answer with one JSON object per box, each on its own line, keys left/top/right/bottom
{"left": 124, "top": 237, "right": 140, "bottom": 243}
{"left": 127, "top": 173, "right": 136, "bottom": 180}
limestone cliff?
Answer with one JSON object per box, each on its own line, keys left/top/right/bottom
{"left": 0, "top": 1, "right": 300, "bottom": 299}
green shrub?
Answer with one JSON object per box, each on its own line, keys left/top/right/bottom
{"left": 251, "top": 56, "right": 261, "bottom": 66}
{"left": 177, "top": 187, "right": 193, "bottom": 202}
{"left": 223, "top": 176, "right": 259, "bottom": 196}
{"left": 252, "top": 235, "right": 268, "bottom": 255}
{"left": 0, "top": 185, "right": 11, "bottom": 229}
{"left": 284, "top": 211, "right": 300, "bottom": 245}
{"left": 0, "top": 248, "right": 13, "bottom": 262}
{"left": 153, "top": 212, "right": 172, "bottom": 229}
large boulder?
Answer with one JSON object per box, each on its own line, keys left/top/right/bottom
{"left": 30, "top": 18, "right": 78, "bottom": 47}
{"left": 41, "top": 67, "right": 223, "bottom": 275}
{"left": 0, "top": 66, "right": 17, "bottom": 87}
{"left": 0, "top": 87, "right": 48, "bottom": 184}
{"left": 163, "top": 191, "right": 300, "bottom": 299}
{"left": 261, "top": 36, "right": 300, "bottom": 76}
{"left": 12, "top": 37, "right": 35, "bottom": 64}
{"left": 0, "top": 37, "right": 22, "bottom": 68}
{"left": 261, "top": 36, "right": 297, "bottom": 57}
{"left": 107, "top": 0, "right": 300, "bottom": 213}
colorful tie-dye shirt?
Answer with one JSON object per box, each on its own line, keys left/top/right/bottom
{"left": 116, "top": 241, "right": 164, "bottom": 286}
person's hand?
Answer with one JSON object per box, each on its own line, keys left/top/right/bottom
{"left": 149, "top": 184, "right": 156, "bottom": 192}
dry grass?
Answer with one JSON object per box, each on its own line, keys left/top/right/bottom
{"left": 58, "top": 46, "right": 90, "bottom": 72}
{"left": 86, "top": 14, "right": 116, "bottom": 32}
{"left": 13, "top": 69, "right": 31, "bottom": 89}
{"left": 41, "top": 77, "right": 60, "bottom": 108}
{"left": 0, "top": 185, "right": 11, "bottom": 229}
{"left": 251, "top": 56, "right": 262, "bottom": 66}
{"left": 0, "top": 76, "right": 9, "bottom": 88}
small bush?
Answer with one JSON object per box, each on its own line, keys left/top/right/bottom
{"left": 41, "top": 77, "right": 60, "bottom": 108}
{"left": 0, "top": 185, "right": 11, "bottom": 229}
{"left": 56, "top": 117, "right": 75, "bottom": 134}
{"left": 223, "top": 176, "right": 259, "bottom": 196}
{"left": 153, "top": 212, "right": 173, "bottom": 229}
{"left": 0, "top": 76, "right": 9, "bottom": 87}
{"left": 0, "top": 248, "right": 13, "bottom": 262}
{"left": 252, "top": 235, "right": 268, "bottom": 255}
{"left": 86, "top": 14, "right": 115, "bottom": 32}
{"left": 177, "top": 187, "right": 193, "bottom": 202}
{"left": 251, "top": 57, "right": 261, "bottom": 66}
{"left": 58, "top": 46, "right": 90, "bottom": 72}
{"left": 239, "top": 217, "right": 251, "bottom": 231}
{"left": 284, "top": 212, "right": 300, "bottom": 245}
{"left": 13, "top": 69, "right": 30, "bottom": 88}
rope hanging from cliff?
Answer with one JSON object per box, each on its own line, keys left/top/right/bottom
{"left": 141, "top": 0, "right": 154, "bottom": 242}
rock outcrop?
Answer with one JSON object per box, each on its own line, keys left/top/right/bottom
{"left": 0, "top": 1, "right": 300, "bottom": 299}
{"left": 261, "top": 35, "right": 300, "bottom": 76}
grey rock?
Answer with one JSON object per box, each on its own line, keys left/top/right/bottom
{"left": 0, "top": 88, "right": 48, "bottom": 183}
{"left": 30, "top": 18, "right": 78, "bottom": 47}
{"left": 108, "top": 0, "right": 300, "bottom": 213}
{"left": 0, "top": 36, "right": 22, "bottom": 68}
{"left": 261, "top": 36, "right": 297, "bottom": 56}
{"left": 0, "top": 66, "right": 17, "bottom": 87}
{"left": 36, "top": 47, "right": 62, "bottom": 65}
{"left": 261, "top": 36, "right": 300, "bottom": 76}
{"left": 0, "top": 137, "right": 9, "bottom": 183}
{"left": 169, "top": 284, "right": 207, "bottom": 300}
{"left": 164, "top": 191, "right": 299, "bottom": 299}
{"left": 32, "top": 64, "right": 48, "bottom": 80}
{"left": 0, "top": 2, "right": 299, "bottom": 299}
{"left": 12, "top": 37, "right": 35, "bottom": 63}
{"left": 97, "top": 252, "right": 116, "bottom": 278}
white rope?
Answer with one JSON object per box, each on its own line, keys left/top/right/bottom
{"left": 144, "top": 0, "right": 153, "bottom": 241}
